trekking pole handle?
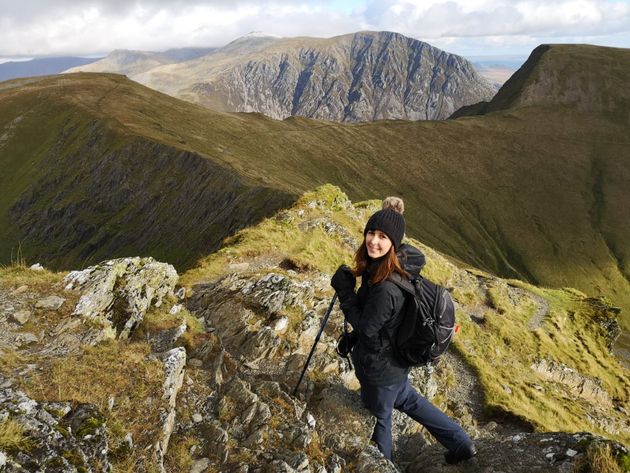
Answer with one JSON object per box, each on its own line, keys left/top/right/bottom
{"left": 292, "top": 293, "right": 338, "bottom": 397}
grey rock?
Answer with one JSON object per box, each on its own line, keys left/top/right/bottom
{"left": 240, "top": 402, "right": 258, "bottom": 427}
{"left": 289, "top": 452, "right": 310, "bottom": 472}
{"left": 243, "top": 427, "right": 266, "bottom": 448}
{"left": 64, "top": 257, "right": 178, "bottom": 339}
{"left": 0, "top": 378, "right": 111, "bottom": 471}
{"left": 148, "top": 322, "right": 187, "bottom": 352}
{"left": 192, "top": 413, "right": 203, "bottom": 423}
{"left": 265, "top": 460, "right": 297, "bottom": 473}
{"left": 191, "top": 457, "right": 211, "bottom": 473}
{"left": 205, "top": 421, "right": 229, "bottom": 464}
{"left": 15, "top": 332, "right": 38, "bottom": 346}
{"left": 271, "top": 316, "right": 289, "bottom": 332}
{"left": 35, "top": 295, "right": 66, "bottom": 310}
{"left": 155, "top": 347, "right": 187, "bottom": 472}
{"left": 9, "top": 309, "right": 31, "bottom": 325}
{"left": 531, "top": 359, "right": 611, "bottom": 406}
{"left": 169, "top": 303, "right": 183, "bottom": 315}
{"left": 188, "top": 358, "right": 203, "bottom": 367}
{"left": 39, "top": 317, "right": 109, "bottom": 356}
{"left": 355, "top": 444, "right": 399, "bottom": 472}
{"left": 306, "top": 412, "right": 316, "bottom": 429}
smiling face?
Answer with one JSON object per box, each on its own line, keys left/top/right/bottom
{"left": 365, "top": 229, "right": 393, "bottom": 259}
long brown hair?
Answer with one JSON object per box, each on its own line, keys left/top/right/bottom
{"left": 352, "top": 240, "right": 408, "bottom": 284}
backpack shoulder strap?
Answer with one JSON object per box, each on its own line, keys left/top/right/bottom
{"left": 386, "top": 273, "right": 416, "bottom": 296}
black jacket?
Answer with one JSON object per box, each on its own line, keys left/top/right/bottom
{"left": 337, "top": 268, "right": 410, "bottom": 386}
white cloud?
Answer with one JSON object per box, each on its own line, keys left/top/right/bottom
{"left": 0, "top": 0, "right": 628, "bottom": 57}
{"left": 362, "top": 0, "right": 629, "bottom": 36}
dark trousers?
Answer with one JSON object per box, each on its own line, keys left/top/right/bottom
{"left": 360, "top": 376, "right": 471, "bottom": 460}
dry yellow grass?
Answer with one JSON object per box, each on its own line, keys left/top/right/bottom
{"left": 0, "top": 418, "right": 34, "bottom": 451}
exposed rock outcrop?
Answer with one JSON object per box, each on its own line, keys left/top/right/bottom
{"left": 531, "top": 359, "right": 612, "bottom": 407}
{"left": 0, "top": 377, "right": 111, "bottom": 472}
{"left": 64, "top": 257, "right": 179, "bottom": 338}
{"left": 154, "top": 347, "right": 187, "bottom": 472}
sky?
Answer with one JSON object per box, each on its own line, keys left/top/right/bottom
{"left": 0, "top": 0, "right": 629, "bottom": 62}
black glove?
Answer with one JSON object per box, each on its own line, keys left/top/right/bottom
{"left": 336, "top": 331, "right": 358, "bottom": 357}
{"left": 331, "top": 264, "right": 356, "bottom": 295}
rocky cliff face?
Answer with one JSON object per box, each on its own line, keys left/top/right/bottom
{"left": 68, "top": 31, "right": 496, "bottom": 121}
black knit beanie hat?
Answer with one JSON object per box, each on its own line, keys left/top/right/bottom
{"left": 364, "top": 208, "right": 405, "bottom": 250}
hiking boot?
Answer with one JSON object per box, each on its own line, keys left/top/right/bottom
{"left": 444, "top": 442, "right": 477, "bottom": 464}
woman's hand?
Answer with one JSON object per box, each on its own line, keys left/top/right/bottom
{"left": 331, "top": 265, "right": 356, "bottom": 294}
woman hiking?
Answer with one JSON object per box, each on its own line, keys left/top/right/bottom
{"left": 330, "top": 207, "right": 476, "bottom": 464}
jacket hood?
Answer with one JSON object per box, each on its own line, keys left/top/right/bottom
{"left": 397, "top": 243, "right": 426, "bottom": 279}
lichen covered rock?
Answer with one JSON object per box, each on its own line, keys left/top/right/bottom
{"left": 64, "top": 256, "right": 178, "bottom": 338}
{"left": 0, "top": 377, "right": 110, "bottom": 472}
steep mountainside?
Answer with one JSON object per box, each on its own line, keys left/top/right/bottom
{"left": 66, "top": 31, "right": 496, "bottom": 121}
{"left": 452, "top": 44, "right": 630, "bottom": 118}
{"left": 1, "top": 43, "right": 630, "bottom": 330}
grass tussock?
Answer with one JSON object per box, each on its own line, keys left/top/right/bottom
{"left": 162, "top": 434, "right": 201, "bottom": 472}
{"left": 572, "top": 443, "right": 627, "bottom": 473}
{"left": 0, "top": 264, "right": 64, "bottom": 290}
{"left": 0, "top": 418, "right": 34, "bottom": 452}
{"left": 0, "top": 347, "right": 28, "bottom": 375}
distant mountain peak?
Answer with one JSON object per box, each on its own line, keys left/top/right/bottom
{"left": 242, "top": 31, "right": 281, "bottom": 38}
{"left": 65, "top": 30, "right": 495, "bottom": 122}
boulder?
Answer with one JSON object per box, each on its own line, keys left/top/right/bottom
{"left": 64, "top": 257, "right": 178, "bottom": 339}
{"left": 147, "top": 322, "right": 188, "bottom": 353}
{"left": 9, "top": 310, "right": 31, "bottom": 325}
{"left": 35, "top": 295, "right": 65, "bottom": 310}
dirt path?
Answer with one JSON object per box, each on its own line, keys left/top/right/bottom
{"left": 526, "top": 292, "right": 550, "bottom": 330}
{"left": 443, "top": 350, "right": 531, "bottom": 436}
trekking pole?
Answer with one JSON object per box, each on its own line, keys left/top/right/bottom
{"left": 292, "top": 293, "right": 338, "bottom": 397}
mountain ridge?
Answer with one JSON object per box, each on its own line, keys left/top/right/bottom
{"left": 2, "top": 43, "right": 630, "bottom": 331}
{"left": 0, "top": 56, "right": 100, "bottom": 82}
{"left": 452, "top": 43, "right": 630, "bottom": 119}
{"left": 66, "top": 30, "right": 497, "bottom": 122}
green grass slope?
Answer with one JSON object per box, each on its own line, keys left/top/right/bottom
{"left": 1, "top": 43, "right": 629, "bottom": 331}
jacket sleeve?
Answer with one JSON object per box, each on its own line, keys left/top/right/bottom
{"left": 338, "top": 281, "right": 404, "bottom": 352}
